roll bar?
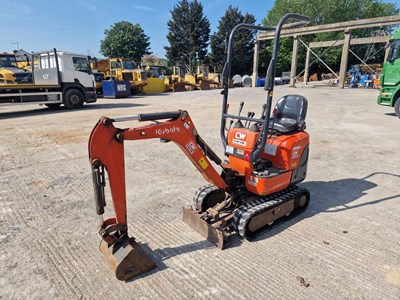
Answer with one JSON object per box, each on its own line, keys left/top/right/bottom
{"left": 219, "top": 14, "right": 310, "bottom": 163}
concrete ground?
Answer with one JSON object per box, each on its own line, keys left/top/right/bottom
{"left": 0, "top": 86, "right": 399, "bottom": 300}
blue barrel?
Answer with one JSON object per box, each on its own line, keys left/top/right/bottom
{"left": 257, "top": 77, "right": 266, "bottom": 87}
{"left": 102, "top": 80, "right": 131, "bottom": 98}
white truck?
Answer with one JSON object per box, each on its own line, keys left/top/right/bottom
{"left": 0, "top": 49, "right": 96, "bottom": 109}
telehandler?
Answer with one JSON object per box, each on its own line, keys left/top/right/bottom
{"left": 89, "top": 13, "right": 311, "bottom": 281}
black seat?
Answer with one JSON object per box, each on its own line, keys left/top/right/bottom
{"left": 270, "top": 95, "right": 308, "bottom": 133}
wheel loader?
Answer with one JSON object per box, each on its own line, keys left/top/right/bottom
{"left": 89, "top": 13, "right": 311, "bottom": 281}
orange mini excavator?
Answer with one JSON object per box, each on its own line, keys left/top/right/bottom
{"left": 89, "top": 13, "right": 311, "bottom": 281}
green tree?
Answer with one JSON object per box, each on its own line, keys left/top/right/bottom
{"left": 210, "top": 6, "right": 256, "bottom": 75}
{"left": 262, "top": 0, "right": 399, "bottom": 76}
{"left": 165, "top": 0, "right": 210, "bottom": 72}
{"left": 100, "top": 21, "right": 151, "bottom": 61}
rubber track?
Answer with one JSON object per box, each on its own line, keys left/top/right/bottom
{"left": 231, "top": 185, "right": 297, "bottom": 232}
{"left": 193, "top": 184, "right": 222, "bottom": 210}
{"left": 233, "top": 186, "right": 308, "bottom": 238}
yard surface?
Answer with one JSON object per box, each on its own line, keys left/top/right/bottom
{"left": 0, "top": 86, "right": 399, "bottom": 299}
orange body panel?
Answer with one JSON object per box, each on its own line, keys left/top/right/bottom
{"left": 245, "top": 170, "right": 292, "bottom": 195}
{"left": 225, "top": 127, "right": 309, "bottom": 196}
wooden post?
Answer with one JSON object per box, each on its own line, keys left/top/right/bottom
{"left": 384, "top": 43, "right": 390, "bottom": 63}
{"left": 304, "top": 47, "right": 311, "bottom": 84}
{"left": 339, "top": 30, "right": 351, "bottom": 89}
{"left": 252, "top": 40, "right": 260, "bottom": 87}
{"left": 290, "top": 35, "right": 299, "bottom": 87}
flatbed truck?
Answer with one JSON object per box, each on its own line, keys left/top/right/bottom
{"left": 0, "top": 49, "right": 96, "bottom": 109}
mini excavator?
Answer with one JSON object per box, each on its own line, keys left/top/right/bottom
{"left": 89, "top": 14, "right": 311, "bottom": 281}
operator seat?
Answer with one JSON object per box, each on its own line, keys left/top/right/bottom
{"left": 270, "top": 94, "right": 308, "bottom": 133}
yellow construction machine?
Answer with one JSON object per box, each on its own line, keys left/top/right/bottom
{"left": 164, "top": 66, "right": 190, "bottom": 92}
{"left": 92, "top": 58, "right": 147, "bottom": 93}
{"left": 0, "top": 53, "right": 32, "bottom": 84}
{"left": 140, "top": 65, "right": 166, "bottom": 94}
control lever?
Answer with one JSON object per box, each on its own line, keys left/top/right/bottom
{"left": 234, "top": 101, "right": 245, "bottom": 128}
{"left": 238, "top": 101, "right": 244, "bottom": 116}
{"left": 244, "top": 111, "right": 252, "bottom": 127}
{"left": 248, "top": 112, "right": 255, "bottom": 127}
{"left": 227, "top": 120, "right": 234, "bottom": 131}
{"left": 260, "top": 104, "right": 266, "bottom": 120}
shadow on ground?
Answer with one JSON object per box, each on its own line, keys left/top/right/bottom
{"left": 384, "top": 112, "right": 398, "bottom": 117}
{"left": 0, "top": 102, "right": 146, "bottom": 120}
{"left": 250, "top": 171, "right": 400, "bottom": 243}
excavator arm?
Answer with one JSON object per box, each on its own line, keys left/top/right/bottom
{"left": 88, "top": 110, "right": 230, "bottom": 280}
{"left": 89, "top": 110, "right": 227, "bottom": 232}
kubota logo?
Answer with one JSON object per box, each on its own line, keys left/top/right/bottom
{"left": 234, "top": 132, "right": 247, "bottom": 140}
{"left": 155, "top": 127, "right": 180, "bottom": 135}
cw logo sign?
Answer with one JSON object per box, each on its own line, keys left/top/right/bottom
{"left": 234, "top": 131, "right": 247, "bottom": 140}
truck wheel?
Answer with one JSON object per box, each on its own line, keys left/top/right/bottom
{"left": 45, "top": 103, "right": 61, "bottom": 109}
{"left": 64, "top": 89, "right": 84, "bottom": 109}
{"left": 394, "top": 98, "right": 400, "bottom": 118}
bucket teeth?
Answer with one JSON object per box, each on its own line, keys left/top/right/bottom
{"left": 100, "top": 236, "right": 156, "bottom": 281}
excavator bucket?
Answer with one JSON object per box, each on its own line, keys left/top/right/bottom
{"left": 172, "top": 82, "right": 186, "bottom": 92}
{"left": 182, "top": 207, "right": 229, "bottom": 249}
{"left": 99, "top": 236, "right": 156, "bottom": 281}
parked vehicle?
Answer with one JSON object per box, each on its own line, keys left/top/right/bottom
{"left": 0, "top": 49, "right": 96, "bottom": 109}
{"left": 378, "top": 28, "right": 400, "bottom": 118}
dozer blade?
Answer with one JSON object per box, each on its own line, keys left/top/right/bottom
{"left": 99, "top": 235, "right": 156, "bottom": 281}
{"left": 182, "top": 207, "right": 229, "bottom": 249}
{"left": 198, "top": 81, "right": 211, "bottom": 90}
{"left": 172, "top": 82, "right": 186, "bottom": 92}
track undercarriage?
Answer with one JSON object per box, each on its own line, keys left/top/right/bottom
{"left": 183, "top": 184, "right": 310, "bottom": 249}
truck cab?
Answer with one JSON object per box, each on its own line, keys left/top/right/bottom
{"left": 378, "top": 28, "right": 400, "bottom": 118}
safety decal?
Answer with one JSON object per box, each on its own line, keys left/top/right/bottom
{"left": 292, "top": 145, "right": 301, "bottom": 159}
{"left": 186, "top": 141, "right": 197, "bottom": 154}
{"left": 244, "top": 150, "right": 250, "bottom": 160}
{"left": 225, "top": 145, "right": 234, "bottom": 154}
{"left": 184, "top": 122, "right": 190, "bottom": 129}
{"left": 198, "top": 157, "right": 209, "bottom": 169}
{"left": 264, "top": 143, "right": 277, "bottom": 155}
{"left": 236, "top": 149, "right": 244, "bottom": 155}
{"left": 247, "top": 175, "right": 258, "bottom": 187}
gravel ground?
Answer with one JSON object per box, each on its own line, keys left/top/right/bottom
{"left": 0, "top": 85, "right": 399, "bottom": 300}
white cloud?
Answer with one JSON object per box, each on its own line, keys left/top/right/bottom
{"left": 133, "top": 5, "right": 154, "bottom": 12}
{"left": 133, "top": 5, "right": 168, "bottom": 16}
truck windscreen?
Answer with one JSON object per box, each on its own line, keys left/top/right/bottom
{"left": 388, "top": 39, "right": 400, "bottom": 62}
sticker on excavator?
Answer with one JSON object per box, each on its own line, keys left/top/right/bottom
{"left": 198, "top": 157, "right": 209, "bottom": 169}
{"left": 182, "top": 207, "right": 228, "bottom": 249}
{"left": 99, "top": 236, "right": 156, "bottom": 281}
